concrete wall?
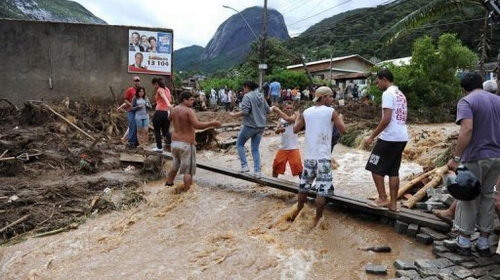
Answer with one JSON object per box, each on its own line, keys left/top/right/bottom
{"left": 0, "top": 19, "right": 173, "bottom": 105}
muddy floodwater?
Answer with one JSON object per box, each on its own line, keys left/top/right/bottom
{"left": 1, "top": 135, "right": 434, "bottom": 279}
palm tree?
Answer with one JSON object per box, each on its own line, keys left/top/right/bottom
{"left": 382, "top": 0, "right": 490, "bottom": 43}
{"left": 381, "top": 0, "right": 497, "bottom": 76}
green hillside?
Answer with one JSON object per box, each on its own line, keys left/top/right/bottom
{"left": 287, "top": 0, "right": 498, "bottom": 63}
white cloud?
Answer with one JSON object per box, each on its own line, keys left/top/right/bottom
{"left": 73, "top": 0, "right": 392, "bottom": 49}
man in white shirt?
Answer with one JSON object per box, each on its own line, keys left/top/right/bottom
{"left": 291, "top": 86, "right": 346, "bottom": 227}
{"left": 364, "top": 69, "right": 408, "bottom": 212}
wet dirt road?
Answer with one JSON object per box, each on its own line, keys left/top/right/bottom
{"left": 0, "top": 135, "right": 435, "bottom": 279}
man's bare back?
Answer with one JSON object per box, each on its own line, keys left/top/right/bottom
{"left": 170, "top": 105, "right": 197, "bottom": 144}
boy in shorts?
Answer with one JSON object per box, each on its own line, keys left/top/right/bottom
{"left": 270, "top": 101, "right": 302, "bottom": 178}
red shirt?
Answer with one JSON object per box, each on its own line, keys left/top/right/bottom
{"left": 123, "top": 86, "right": 137, "bottom": 111}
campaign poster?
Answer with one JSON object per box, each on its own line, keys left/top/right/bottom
{"left": 128, "top": 29, "right": 172, "bottom": 75}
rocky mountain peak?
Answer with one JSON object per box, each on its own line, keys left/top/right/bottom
{"left": 202, "top": 6, "right": 289, "bottom": 60}
{"left": 0, "top": 0, "right": 106, "bottom": 24}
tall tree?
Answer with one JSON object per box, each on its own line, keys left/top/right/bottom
{"left": 381, "top": 0, "right": 495, "bottom": 76}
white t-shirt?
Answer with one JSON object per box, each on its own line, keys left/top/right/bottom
{"left": 379, "top": 85, "right": 409, "bottom": 142}
{"left": 278, "top": 118, "right": 299, "bottom": 150}
{"left": 303, "top": 105, "right": 334, "bottom": 160}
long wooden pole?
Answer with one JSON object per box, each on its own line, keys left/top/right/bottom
{"left": 397, "top": 168, "right": 436, "bottom": 198}
{"left": 43, "top": 103, "right": 96, "bottom": 141}
{"left": 404, "top": 165, "right": 449, "bottom": 209}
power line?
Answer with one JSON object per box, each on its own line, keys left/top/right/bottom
{"left": 287, "top": 0, "right": 353, "bottom": 27}
{"left": 290, "top": 17, "right": 490, "bottom": 42}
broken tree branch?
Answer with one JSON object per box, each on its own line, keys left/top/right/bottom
{"left": 42, "top": 103, "right": 96, "bottom": 141}
{"left": 0, "top": 214, "right": 30, "bottom": 234}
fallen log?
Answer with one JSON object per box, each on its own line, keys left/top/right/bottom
{"left": 0, "top": 214, "right": 30, "bottom": 234}
{"left": 397, "top": 168, "right": 436, "bottom": 198}
{"left": 369, "top": 167, "right": 437, "bottom": 201}
{"left": 403, "top": 165, "right": 449, "bottom": 209}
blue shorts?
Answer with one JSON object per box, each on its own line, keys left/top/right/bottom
{"left": 135, "top": 118, "right": 149, "bottom": 129}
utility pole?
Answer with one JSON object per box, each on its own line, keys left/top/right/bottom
{"left": 258, "top": 0, "right": 268, "bottom": 91}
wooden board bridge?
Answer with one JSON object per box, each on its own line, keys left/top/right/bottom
{"left": 148, "top": 150, "right": 451, "bottom": 233}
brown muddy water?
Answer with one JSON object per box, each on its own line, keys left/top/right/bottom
{"left": 0, "top": 135, "right": 434, "bottom": 279}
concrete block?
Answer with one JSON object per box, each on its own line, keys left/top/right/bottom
{"left": 365, "top": 264, "right": 387, "bottom": 275}
{"left": 407, "top": 224, "right": 419, "bottom": 237}
{"left": 416, "top": 233, "right": 434, "bottom": 245}
{"left": 430, "top": 258, "right": 454, "bottom": 269}
{"left": 394, "top": 220, "right": 409, "bottom": 234}
{"left": 395, "top": 269, "right": 420, "bottom": 279}
{"left": 419, "top": 227, "right": 448, "bottom": 241}
{"left": 452, "top": 267, "right": 474, "bottom": 279}
{"left": 393, "top": 259, "right": 416, "bottom": 270}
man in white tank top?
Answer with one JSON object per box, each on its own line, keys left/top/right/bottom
{"left": 291, "top": 86, "right": 346, "bottom": 227}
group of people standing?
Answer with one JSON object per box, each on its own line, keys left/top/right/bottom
{"left": 117, "top": 75, "right": 173, "bottom": 152}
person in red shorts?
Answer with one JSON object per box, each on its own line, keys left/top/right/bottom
{"left": 270, "top": 101, "right": 302, "bottom": 178}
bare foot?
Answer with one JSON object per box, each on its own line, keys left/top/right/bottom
{"left": 312, "top": 216, "right": 321, "bottom": 228}
{"left": 367, "top": 199, "right": 390, "bottom": 208}
{"left": 432, "top": 209, "right": 453, "bottom": 224}
{"left": 287, "top": 209, "right": 300, "bottom": 222}
{"left": 174, "top": 185, "right": 190, "bottom": 194}
{"left": 388, "top": 206, "right": 400, "bottom": 213}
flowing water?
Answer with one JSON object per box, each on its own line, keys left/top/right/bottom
{"left": 0, "top": 136, "right": 434, "bottom": 279}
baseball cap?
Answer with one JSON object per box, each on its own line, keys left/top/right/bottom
{"left": 312, "top": 86, "right": 333, "bottom": 102}
{"left": 445, "top": 166, "right": 481, "bottom": 201}
{"left": 133, "top": 76, "right": 141, "bottom": 82}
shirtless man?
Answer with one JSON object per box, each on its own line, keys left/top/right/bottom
{"left": 164, "top": 91, "right": 221, "bottom": 192}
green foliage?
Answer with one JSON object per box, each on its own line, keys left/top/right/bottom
{"left": 238, "top": 38, "right": 295, "bottom": 80}
{"left": 267, "top": 70, "right": 311, "bottom": 90}
{"left": 373, "top": 33, "right": 477, "bottom": 123}
{"left": 172, "top": 72, "right": 182, "bottom": 89}
{"left": 199, "top": 77, "right": 244, "bottom": 92}
{"left": 287, "top": 0, "right": 497, "bottom": 63}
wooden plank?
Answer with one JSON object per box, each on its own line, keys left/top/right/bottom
{"left": 119, "top": 153, "right": 145, "bottom": 163}
{"left": 150, "top": 150, "right": 450, "bottom": 232}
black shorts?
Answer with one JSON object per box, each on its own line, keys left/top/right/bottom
{"left": 365, "top": 139, "right": 407, "bottom": 177}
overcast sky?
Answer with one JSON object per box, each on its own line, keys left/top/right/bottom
{"left": 73, "top": 0, "right": 393, "bottom": 49}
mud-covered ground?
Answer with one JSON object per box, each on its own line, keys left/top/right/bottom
{"left": 0, "top": 98, "right": 456, "bottom": 245}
